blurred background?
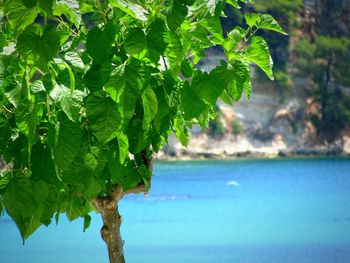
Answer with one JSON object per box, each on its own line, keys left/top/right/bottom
{"left": 160, "top": 0, "right": 350, "bottom": 160}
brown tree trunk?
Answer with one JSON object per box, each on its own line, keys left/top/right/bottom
{"left": 92, "top": 188, "right": 126, "bottom": 263}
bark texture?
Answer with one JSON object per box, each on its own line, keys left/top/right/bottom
{"left": 92, "top": 183, "right": 150, "bottom": 263}
{"left": 93, "top": 188, "right": 125, "bottom": 263}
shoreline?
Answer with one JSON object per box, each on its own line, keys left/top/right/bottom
{"left": 155, "top": 149, "right": 350, "bottom": 161}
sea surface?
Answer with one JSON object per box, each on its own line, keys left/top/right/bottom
{"left": 1, "top": 157, "right": 350, "bottom": 263}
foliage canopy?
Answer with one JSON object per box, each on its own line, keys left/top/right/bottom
{"left": 0, "top": 0, "right": 283, "bottom": 241}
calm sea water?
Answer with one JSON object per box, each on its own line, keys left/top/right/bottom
{"left": 1, "top": 158, "right": 350, "bottom": 263}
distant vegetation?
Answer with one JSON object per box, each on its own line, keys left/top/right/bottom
{"left": 211, "top": 0, "right": 350, "bottom": 141}
{"left": 296, "top": 36, "right": 350, "bottom": 138}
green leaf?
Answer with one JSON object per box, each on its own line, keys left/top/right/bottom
{"left": 86, "top": 91, "right": 122, "bottom": 143}
{"left": 167, "top": 1, "right": 188, "bottom": 32}
{"left": 53, "top": 117, "right": 82, "bottom": 171}
{"left": 245, "top": 36, "right": 274, "bottom": 80}
{"left": 244, "top": 13, "right": 287, "bottom": 35}
{"left": 83, "top": 146, "right": 108, "bottom": 175}
{"left": 223, "top": 27, "right": 244, "bottom": 53}
{"left": 141, "top": 87, "right": 158, "bottom": 130}
{"left": 3, "top": 1, "right": 40, "bottom": 33}
{"left": 3, "top": 176, "right": 41, "bottom": 240}
{"left": 191, "top": 66, "right": 228, "bottom": 106}
{"left": 146, "top": 18, "right": 168, "bottom": 63}
{"left": 31, "top": 80, "right": 46, "bottom": 93}
{"left": 110, "top": 0, "right": 147, "bottom": 21}
{"left": 164, "top": 31, "right": 183, "bottom": 74}
{"left": 60, "top": 87, "right": 84, "bottom": 122}
{"left": 86, "top": 23, "right": 116, "bottom": 65}
{"left": 124, "top": 27, "right": 146, "bottom": 54}
{"left": 38, "top": 0, "right": 54, "bottom": 14}
{"left": 0, "top": 115, "right": 12, "bottom": 154}
{"left": 258, "top": 14, "right": 287, "bottom": 35}
{"left": 108, "top": 157, "right": 142, "bottom": 190}
{"left": 199, "top": 16, "right": 224, "bottom": 44}
{"left": 180, "top": 60, "right": 192, "bottom": 77}
{"left": 125, "top": 59, "right": 150, "bottom": 96}
{"left": 64, "top": 51, "right": 85, "bottom": 70}
{"left": 30, "top": 143, "right": 58, "bottom": 184}
{"left": 17, "top": 24, "right": 60, "bottom": 68}
{"left": 174, "top": 116, "right": 189, "bottom": 146}
{"left": 64, "top": 197, "right": 91, "bottom": 221}
{"left": 244, "top": 13, "right": 260, "bottom": 28}
{"left": 225, "top": 60, "right": 250, "bottom": 101}
{"left": 0, "top": 171, "right": 10, "bottom": 191}
{"left": 83, "top": 214, "right": 91, "bottom": 232}
{"left": 116, "top": 132, "right": 129, "bottom": 164}
{"left": 53, "top": 0, "right": 81, "bottom": 27}
{"left": 84, "top": 63, "right": 112, "bottom": 91}
{"left": 181, "top": 82, "right": 207, "bottom": 120}
{"left": 226, "top": 0, "right": 240, "bottom": 8}
{"left": 15, "top": 101, "right": 38, "bottom": 145}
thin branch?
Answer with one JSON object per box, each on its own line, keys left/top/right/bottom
{"left": 124, "top": 182, "right": 150, "bottom": 195}
{"left": 161, "top": 55, "right": 169, "bottom": 70}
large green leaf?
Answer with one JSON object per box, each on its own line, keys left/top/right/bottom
{"left": 244, "top": 13, "right": 260, "bottom": 28}
{"left": 164, "top": 31, "right": 183, "bottom": 74}
{"left": 108, "top": 157, "right": 142, "bottom": 190}
{"left": 125, "top": 59, "right": 150, "bottom": 95}
{"left": 86, "top": 23, "right": 116, "bottom": 65}
{"left": 84, "top": 63, "right": 112, "bottom": 91}
{"left": 83, "top": 145, "right": 108, "bottom": 175}
{"left": 17, "top": 24, "right": 61, "bottom": 68}
{"left": 124, "top": 27, "right": 146, "bottom": 54}
{"left": 53, "top": 117, "right": 82, "bottom": 171}
{"left": 85, "top": 91, "right": 122, "bottom": 143}
{"left": 146, "top": 18, "right": 168, "bottom": 63}
{"left": 225, "top": 60, "right": 250, "bottom": 101}
{"left": 258, "top": 14, "right": 287, "bottom": 35}
{"left": 60, "top": 87, "right": 84, "bottom": 122}
{"left": 174, "top": 116, "right": 189, "bottom": 146}
{"left": 181, "top": 82, "right": 207, "bottom": 120}
{"left": 198, "top": 16, "right": 224, "bottom": 44}
{"left": 191, "top": 66, "right": 229, "bottom": 106}
{"left": 245, "top": 36, "right": 274, "bottom": 80}
{"left": 116, "top": 132, "right": 129, "bottom": 164}
{"left": 64, "top": 51, "right": 85, "bottom": 70}
{"left": 3, "top": 0, "right": 40, "bottom": 33}
{"left": 167, "top": 0, "right": 188, "bottom": 32}
{"left": 141, "top": 87, "right": 158, "bottom": 130}
{"left": 15, "top": 101, "right": 39, "bottom": 146}
{"left": 3, "top": 176, "right": 41, "bottom": 240}
{"left": 244, "top": 13, "right": 287, "bottom": 35}
{"left": 30, "top": 143, "right": 58, "bottom": 184}
{"left": 0, "top": 115, "right": 12, "bottom": 154}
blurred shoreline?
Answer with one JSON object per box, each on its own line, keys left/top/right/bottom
{"left": 156, "top": 140, "right": 350, "bottom": 161}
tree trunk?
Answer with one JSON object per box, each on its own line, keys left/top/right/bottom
{"left": 92, "top": 189, "right": 126, "bottom": 263}
{"left": 100, "top": 203, "right": 125, "bottom": 263}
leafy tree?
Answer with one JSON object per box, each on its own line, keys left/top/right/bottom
{"left": 296, "top": 36, "right": 350, "bottom": 139}
{"left": 0, "top": 0, "right": 284, "bottom": 262}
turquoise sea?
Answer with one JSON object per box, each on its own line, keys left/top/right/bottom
{"left": 1, "top": 157, "right": 350, "bottom": 263}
